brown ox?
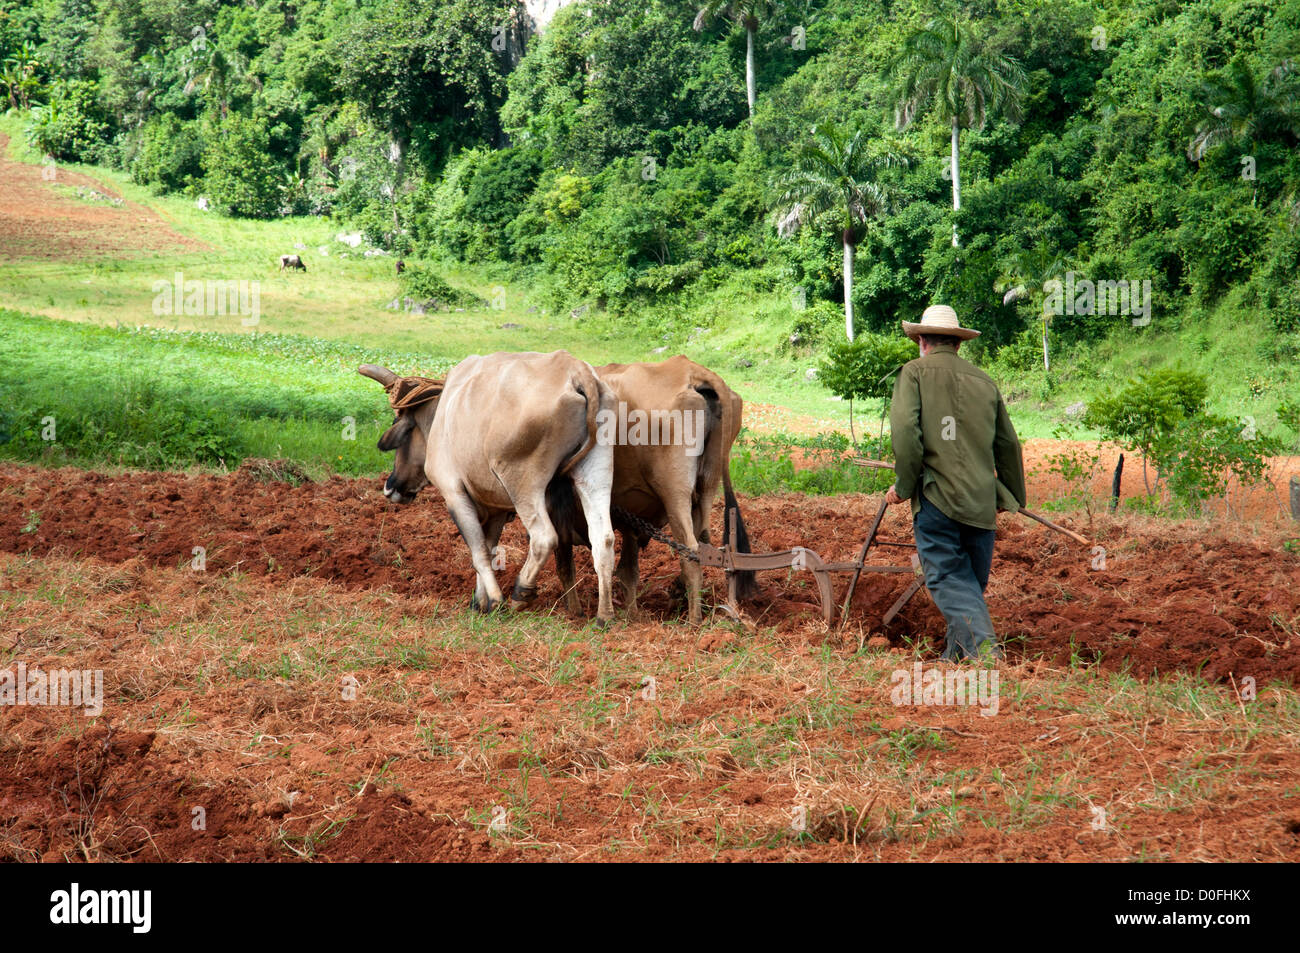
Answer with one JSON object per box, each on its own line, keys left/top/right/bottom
{"left": 279, "top": 254, "right": 307, "bottom": 273}
{"left": 360, "top": 351, "right": 618, "bottom": 623}
{"left": 548, "top": 355, "right": 758, "bottom": 624}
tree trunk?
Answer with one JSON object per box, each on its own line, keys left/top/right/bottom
{"left": 390, "top": 136, "right": 407, "bottom": 229}
{"left": 950, "top": 117, "right": 962, "bottom": 248}
{"left": 1042, "top": 314, "right": 1051, "bottom": 373}
{"left": 842, "top": 233, "right": 855, "bottom": 342}
{"left": 745, "top": 26, "right": 757, "bottom": 118}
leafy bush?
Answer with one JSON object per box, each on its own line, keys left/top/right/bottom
{"left": 818, "top": 334, "right": 917, "bottom": 404}
{"left": 132, "top": 114, "right": 204, "bottom": 193}
{"left": 991, "top": 325, "right": 1045, "bottom": 373}
{"left": 1148, "top": 414, "right": 1282, "bottom": 507}
{"left": 26, "top": 79, "right": 111, "bottom": 161}
{"left": 785, "top": 301, "right": 842, "bottom": 351}
{"left": 398, "top": 265, "right": 486, "bottom": 310}
{"left": 202, "top": 114, "right": 283, "bottom": 218}
{"left": 816, "top": 333, "right": 916, "bottom": 442}
{"left": 1083, "top": 366, "right": 1208, "bottom": 472}
{"left": 1085, "top": 366, "right": 1279, "bottom": 506}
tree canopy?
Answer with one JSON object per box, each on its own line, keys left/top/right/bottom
{"left": 6, "top": 0, "right": 1299, "bottom": 348}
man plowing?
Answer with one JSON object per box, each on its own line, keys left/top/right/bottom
{"left": 885, "top": 305, "right": 1027, "bottom": 662}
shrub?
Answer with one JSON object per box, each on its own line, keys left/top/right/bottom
{"left": 1084, "top": 366, "right": 1206, "bottom": 452}
{"left": 785, "top": 301, "right": 841, "bottom": 351}
{"left": 26, "top": 79, "right": 111, "bottom": 162}
{"left": 132, "top": 114, "right": 204, "bottom": 193}
{"left": 1149, "top": 414, "right": 1282, "bottom": 508}
{"left": 1084, "top": 366, "right": 1278, "bottom": 506}
{"left": 398, "top": 266, "right": 486, "bottom": 310}
{"left": 817, "top": 333, "right": 917, "bottom": 445}
{"left": 202, "top": 114, "right": 283, "bottom": 218}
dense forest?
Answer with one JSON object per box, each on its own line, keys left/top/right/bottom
{"left": 3, "top": 0, "right": 1299, "bottom": 361}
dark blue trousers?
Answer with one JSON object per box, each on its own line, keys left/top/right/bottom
{"left": 913, "top": 494, "right": 999, "bottom": 660}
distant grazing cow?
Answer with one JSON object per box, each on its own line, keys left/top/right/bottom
{"left": 396, "top": 259, "right": 406, "bottom": 276}
{"left": 359, "top": 352, "right": 618, "bottom": 624}
{"left": 549, "top": 356, "right": 757, "bottom": 623}
{"left": 279, "top": 254, "right": 306, "bottom": 273}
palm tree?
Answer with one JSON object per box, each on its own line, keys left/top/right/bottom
{"left": 774, "top": 122, "right": 909, "bottom": 342}
{"left": 133, "top": 50, "right": 167, "bottom": 125}
{"left": 1188, "top": 57, "right": 1300, "bottom": 162}
{"left": 893, "top": 14, "right": 1026, "bottom": 247}
{"left": 183, "top": 41, "right": 243, "bottom": 119}
{"left": 998, "top": 243, "right": 1066, "bottom": 373}
{"left": 693, "top": 0, "right": 778, "bottom": 118}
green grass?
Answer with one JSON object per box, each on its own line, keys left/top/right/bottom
{"left": 0, "top": 308, "right": 400, "bottom": 473}
{"left": 0, "top": 306, "right": 900, "bottom": 486}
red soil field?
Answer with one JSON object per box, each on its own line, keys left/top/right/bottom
{"left": 1, "top": 463, "right": 1297, "bottom": 862}
{"left": 0, "top": 133, "right": 207, "bottom": 260}
{"left": 1, "top": 463, "right": 1296, "bottom": 686}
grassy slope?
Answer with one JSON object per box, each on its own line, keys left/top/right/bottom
{"left": 2, "top": 114, "right": 1297, "bottom": 452}
{"left": 0, "top": 115, "right": 847, "bottom": 430}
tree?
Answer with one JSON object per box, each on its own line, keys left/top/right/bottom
{"left": 1187, "top": 57, "right": 1300, "bottom": 162}
{"left": 182, "top": 35, "right": 244, "bottom": 120}
{"left": 773, "top": 121, "right": 908, "bottom": 342}
{"left": 817, "top": 333, "right": 916, "bottom": 446}
{"left": 1083, "top": 367, "right": 1209, "bottom": 495}
{"left": 203, "top": 113, "right": 282, "bottom": 218}
{"left": 2, "top": 40, "right": 41, "bottom": 109}
{"left": 335, "top": 0, "right": 517, "bottom": 225}
{"left": 693, "top": 0, "right": 776, "bottom": 118}
{"left": 997, "top": 242, "right": 1065, "bottom": 372}
{"left": 893, "top": 14, "right": 1026, "bottom": 247}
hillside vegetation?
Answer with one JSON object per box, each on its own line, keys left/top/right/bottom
{"left": 2, "top": 0, "right": 1298, "bottom": 446}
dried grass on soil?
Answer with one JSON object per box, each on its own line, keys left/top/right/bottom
{"left": 1, "top": 464, "right": 1298, "bottom": 861}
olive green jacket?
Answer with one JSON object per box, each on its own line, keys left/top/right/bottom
{"left": 889, "top": 343, "right": 1027, "bottom": 530}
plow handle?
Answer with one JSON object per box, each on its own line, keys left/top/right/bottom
{"left": 851, "top": 458, "right": 1089, "bottom": 545}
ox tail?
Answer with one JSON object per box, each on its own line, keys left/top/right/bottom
{"left": 695, "top": 369, "right": 757, "bottom": 602}
{"left": 559, "top": 363, "right": 603, "bottom": 477}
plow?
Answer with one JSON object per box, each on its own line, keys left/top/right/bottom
{"left": 679, "top": 458, "right": 1089, "bottom": 628}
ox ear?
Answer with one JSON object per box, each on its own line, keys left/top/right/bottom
{"left": 377, "top": 415, "right": 415, "bottom": 452}
{"left": 359, "top": 364, "right": 398, "bottom": 388}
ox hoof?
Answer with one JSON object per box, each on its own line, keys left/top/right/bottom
{"left": 473, "top": 595, "right": 501, "bottom": 614}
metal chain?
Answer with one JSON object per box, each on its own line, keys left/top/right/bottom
{"left": 612, "top": 505, "right": 701, "bottom": 563}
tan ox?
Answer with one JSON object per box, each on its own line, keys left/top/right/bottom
{"left": 359, "top": 352, "right": 618, "bottom": 624}
{"left": 549, "top": 355, "right": 758, "bottom": 623}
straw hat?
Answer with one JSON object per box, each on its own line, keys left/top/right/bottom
{"left": 901, "top": 304, "right": 980, "bottom": 341}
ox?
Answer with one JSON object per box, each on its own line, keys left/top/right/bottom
{"left": 279, "top": 254, "right": 307, "bottom": 273}
{"left": 359, "top": 352, "right": 618, "bottom": 623}
{"left": 548, "top": 355, "right": 758, "bottom": 624}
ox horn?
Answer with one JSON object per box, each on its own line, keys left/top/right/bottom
{"left": 358, "top": 364, "right": 399, "bottom": 388}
